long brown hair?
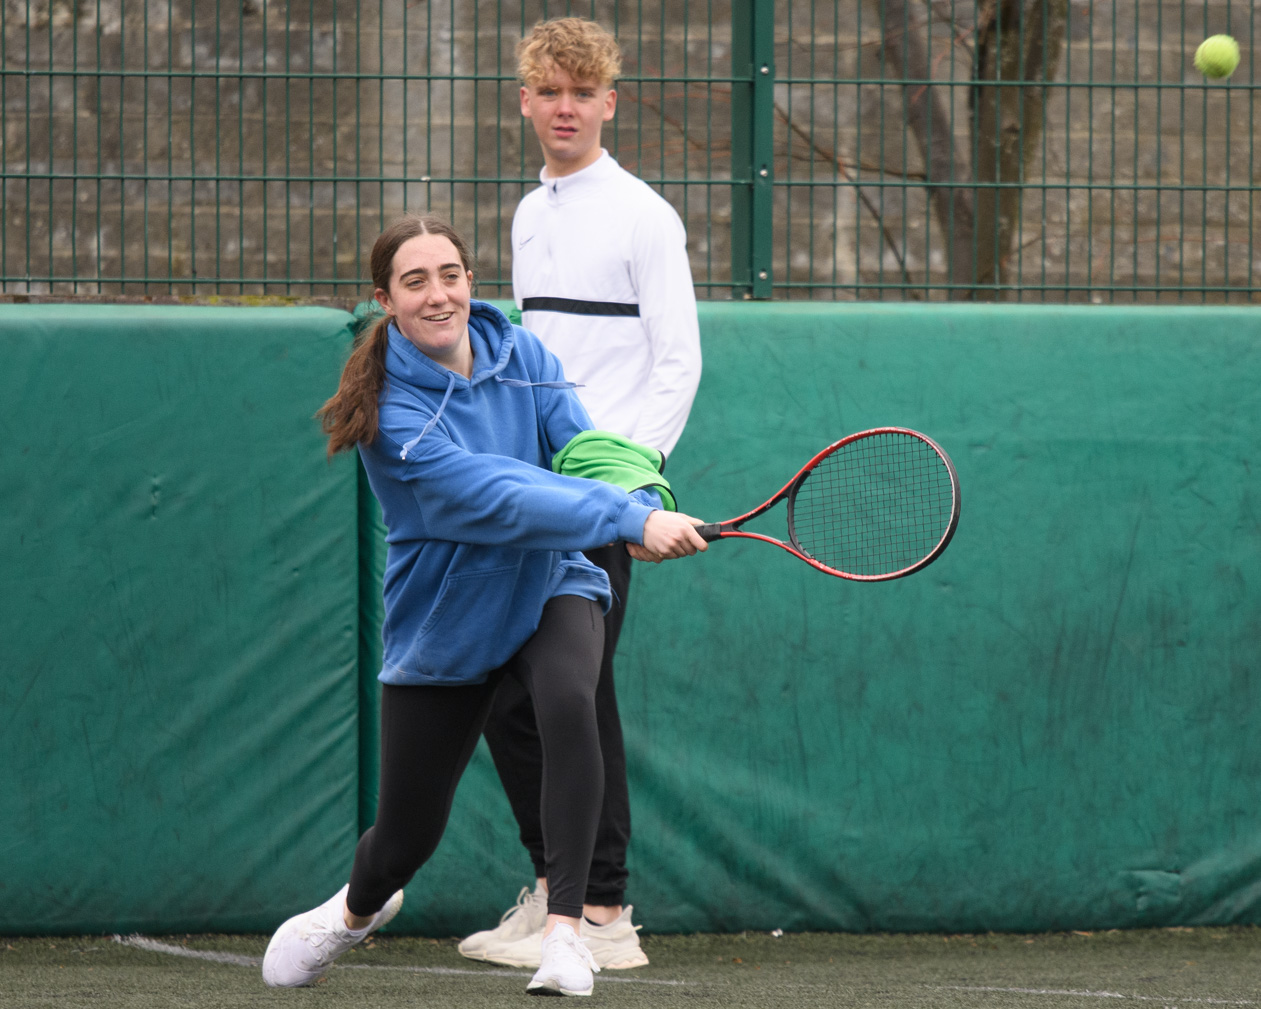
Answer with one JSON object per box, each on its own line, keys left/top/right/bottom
{"left": 318, "top": 214, "right": 476, "bottom": 456}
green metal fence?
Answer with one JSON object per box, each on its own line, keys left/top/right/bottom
{"left": 1, "top": 1, "right": 1256, "bottom": 301}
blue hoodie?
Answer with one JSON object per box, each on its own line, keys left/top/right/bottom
{"left": 358, "top": 300, "right": 659, "bottom": 686}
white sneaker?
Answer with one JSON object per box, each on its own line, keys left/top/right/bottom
{"left": 526, "top": 922, "right": 599, "bottom": 997}
{"left": 261, "top": 883, "right": 404, "bottom": 987}
{"left": 458, "top": 885, "right": 548, "bottom": 964}
{"left": 581, "top": 905, "right": 649, "bottom": 969}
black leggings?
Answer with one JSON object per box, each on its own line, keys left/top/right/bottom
{"left": 346, "top": 595, "right": 605, "bottom": 920}
{"left": 484, "top": 544, "right": 633, "bottom": 906}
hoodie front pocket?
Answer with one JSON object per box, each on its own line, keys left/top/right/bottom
{"left": 411, "top": 563, "right": 525, "bottom": 681}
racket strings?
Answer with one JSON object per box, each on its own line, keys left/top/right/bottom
{"left": 790, "top": 432, "right": 956, "bottom": 577}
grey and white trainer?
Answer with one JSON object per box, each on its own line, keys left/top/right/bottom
{"left": 581, "top": 905, "right": 649, "bottom": 969}
{"left": 458, "top": 885, "right": 548, "bottom": 964}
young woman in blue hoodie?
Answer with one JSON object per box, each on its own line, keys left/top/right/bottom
{"left": 261, "top": 214, "right": 706, "bottom": 997}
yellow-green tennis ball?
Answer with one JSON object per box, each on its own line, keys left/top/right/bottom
{"left": 1194, "top": 35, "right": 1240, "bottom": 80}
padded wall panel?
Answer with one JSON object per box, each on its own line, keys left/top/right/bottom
{"left": 6, "top": 302, "right": 1260, "bottom": 937}
{"left": 0, "top": 306, "right": 362, "bottom": 934}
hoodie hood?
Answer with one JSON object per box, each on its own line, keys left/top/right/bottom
{"left": 385, "top": 301, "right": 579, "bottom": 462}
{"left": 384, "top": 299, "right": 517, "bottom": 392}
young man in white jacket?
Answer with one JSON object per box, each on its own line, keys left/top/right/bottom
{"left": 458, "top": 17, "right": 703, "bottom": 974}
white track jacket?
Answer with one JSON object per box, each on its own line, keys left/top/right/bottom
{"left": 512, "top": 151, "right": 702, "bottom": 458}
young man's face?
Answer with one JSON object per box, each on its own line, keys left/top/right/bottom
{"left": 520, "top": 65, "right": 616, "bottom": 177}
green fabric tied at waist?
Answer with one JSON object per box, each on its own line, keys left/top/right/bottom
{"left": 552, "top": 430, "right": 676, "bottom": 512}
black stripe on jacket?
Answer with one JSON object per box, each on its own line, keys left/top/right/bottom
{"left": 522, "top": 296, "right": 640, "bottom": 317}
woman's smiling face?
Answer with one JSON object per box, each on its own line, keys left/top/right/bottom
{"left": 375, "top": 233, "right": 474, "bottom": 372}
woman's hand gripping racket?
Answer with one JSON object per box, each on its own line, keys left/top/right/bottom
{"left": 696, "top": 427, "right": 961, "bottom": 581}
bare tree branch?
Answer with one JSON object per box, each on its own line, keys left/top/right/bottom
{"left": 773, "top": 100, "right": 917, "bottom": 295}
{"left": 619, "top": 88, "right": 715, "bottom": 156}
{"left": 972, "top": 0, "right": 1068, "bottom": 297}
{"left": 877, "top": 0, "right": 977, "bottom": 297}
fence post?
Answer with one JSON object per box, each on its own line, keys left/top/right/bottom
{"left": 730, "top": 0, "right": 775, "bottom": 299}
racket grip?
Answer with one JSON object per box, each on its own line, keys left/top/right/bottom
{"left": 695, "top": 523, "right": 724, "bottom": 542}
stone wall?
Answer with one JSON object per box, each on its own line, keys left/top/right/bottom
{"left": 1, "top": 0, "right": 1254, "bottom": 301}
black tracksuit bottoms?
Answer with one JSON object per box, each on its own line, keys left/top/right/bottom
{"left": 345, "top": 594, "right": 605, "bottom": 920}
{"left": 482, "top": 544, "right": 633, "bottom": 907}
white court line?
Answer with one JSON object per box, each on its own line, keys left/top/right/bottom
{"left": 112, "top": 934, "right": 695, "bottom": 986}
{"left": 928, "top": 985, "right": 1255, "bottom": 1006}
{"left": 337, "top": 963, "right": 694, "bottom": 985}
{"left": 114, "top": 935, "right": 259, "bottom": 967}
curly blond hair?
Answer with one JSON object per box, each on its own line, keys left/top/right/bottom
{"left": 517, "top": 17, "right": 622, "bottom": 89}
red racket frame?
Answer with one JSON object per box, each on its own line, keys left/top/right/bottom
{"left": 694, "top": 427, "right": 961, "bottom": 581}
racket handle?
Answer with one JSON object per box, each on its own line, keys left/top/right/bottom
{"left": 695, "top": 523, "right": 724, "bottom": 542}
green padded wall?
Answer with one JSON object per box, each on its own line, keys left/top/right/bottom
{"left": 4, "top": 302, "right": 1260, "bottom": 937}
{"left": 0, "top": 306, "right": 362, "bottom": 934}
{"left": 399, "top": 303, "right": 1261, "bottom": 936}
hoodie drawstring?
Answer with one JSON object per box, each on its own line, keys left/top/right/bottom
{"left": 494, "top": 376, "right": 581, "bottom": 390}
{"left": 398, "top": 374, "right": 581, "bottom": 461}
{"left": 400, "top": 371, "right": 457, "bottom": 461}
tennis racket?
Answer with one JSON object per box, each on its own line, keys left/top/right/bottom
{"left": 695, "top": 427, "right": 961, "bottom": 581}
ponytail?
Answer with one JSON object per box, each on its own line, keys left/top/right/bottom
{"left": 316, "top": 316, "right": 391, "bottom": 456}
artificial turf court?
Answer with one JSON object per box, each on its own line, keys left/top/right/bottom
{"left": 2, "top": 927, "right": 1258, "bottom": 1009}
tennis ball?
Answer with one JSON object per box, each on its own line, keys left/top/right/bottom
{"left": 1194, "top": 34, "right": 1240, "bottom": 80}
